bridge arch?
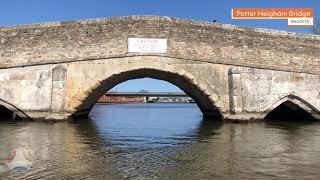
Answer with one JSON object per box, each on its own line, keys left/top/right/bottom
{"left": 71, "top": 64, "right": 223, "bottom": 119}
{"left": 260, "top": 94, "right": 320, "bottom": 120}
{"left": 0, "top": 98, "right": 31, "bottom": 120}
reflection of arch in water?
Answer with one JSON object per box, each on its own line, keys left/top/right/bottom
{"left": 259, "top": 94, "right": 320, "bottom": 121}
{"left": 74, "top": 114, "right": 223, "bottom": 148}
{"left": 0, "top": 98, "right": 31, "bottom": 120}
{"left": 72, "top": 68, "right": 223, "bottom": 119}
{"left": 194, "top": 118, "right": 223, "bottom": 141}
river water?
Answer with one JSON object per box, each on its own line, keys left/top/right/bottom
{"left": 0, "top": 103, "right": 320, "bottom": 179}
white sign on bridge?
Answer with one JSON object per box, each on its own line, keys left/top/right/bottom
{"left": 128, "top": 38, "right": 167, "bottom": 53}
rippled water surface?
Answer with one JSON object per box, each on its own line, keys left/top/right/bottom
{"left": 1, "top": 103, "right": 320, "bottom": 179}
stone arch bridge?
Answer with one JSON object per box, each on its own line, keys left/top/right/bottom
{"left": 0, "top": 16, "right": 319, "bottom": 121}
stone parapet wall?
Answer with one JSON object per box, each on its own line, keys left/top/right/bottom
{"left": 0, "top": 16, "right": 319, "bottom": 74}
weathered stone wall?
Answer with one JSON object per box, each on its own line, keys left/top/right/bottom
{"left": 0, "top": 55, "right": 319, "bottom": 121}
{"left": 0, "top": 64, "right": 52, "bottom": 112}
{"left": 0, "top": 16, "right": 319, "bottom": 74}
{"left": 228, "top": 67, "right": 320, "bottom": 119}
{"left": 0, "top": 56, "right": 230, "bottom": 119}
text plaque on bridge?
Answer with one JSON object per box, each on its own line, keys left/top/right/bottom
{"left": 128, "top": 38, "right": 167, "bottom": 53}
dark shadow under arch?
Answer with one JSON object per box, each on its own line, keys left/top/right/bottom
{"left": 71, "top": 68, "right": 222, "bottom": 120}
{"left": 0, "top": 98, "right": 31, "bottom": 120}
{"left": 262, "top": 94, "right": 320, "bottom": 121}
{"left": 265, "top": 101, "right": 316, "bottom": 121}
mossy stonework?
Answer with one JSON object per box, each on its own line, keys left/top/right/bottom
{"left": 0, "top": 16, "right": 319, "bottom": 121}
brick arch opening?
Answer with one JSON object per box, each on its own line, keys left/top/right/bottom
{"left": 71, "top": 68, "right": 222, "bottom": 120}
{"left": 260, "top": 94, "right": 320, "bottom": 121}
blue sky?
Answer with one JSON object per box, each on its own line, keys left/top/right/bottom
{"left": 1, "top": 0, "right": 319, "bottom": 92}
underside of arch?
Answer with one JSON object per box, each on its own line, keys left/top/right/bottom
{"left": 71, "top": 68, "right": 222, "bottom": 119}
{"left": 262, "top": 94, "right": 320, "bottom": 121}
{"left": 0, "top": 98, "right": 31, "bottom": 120}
